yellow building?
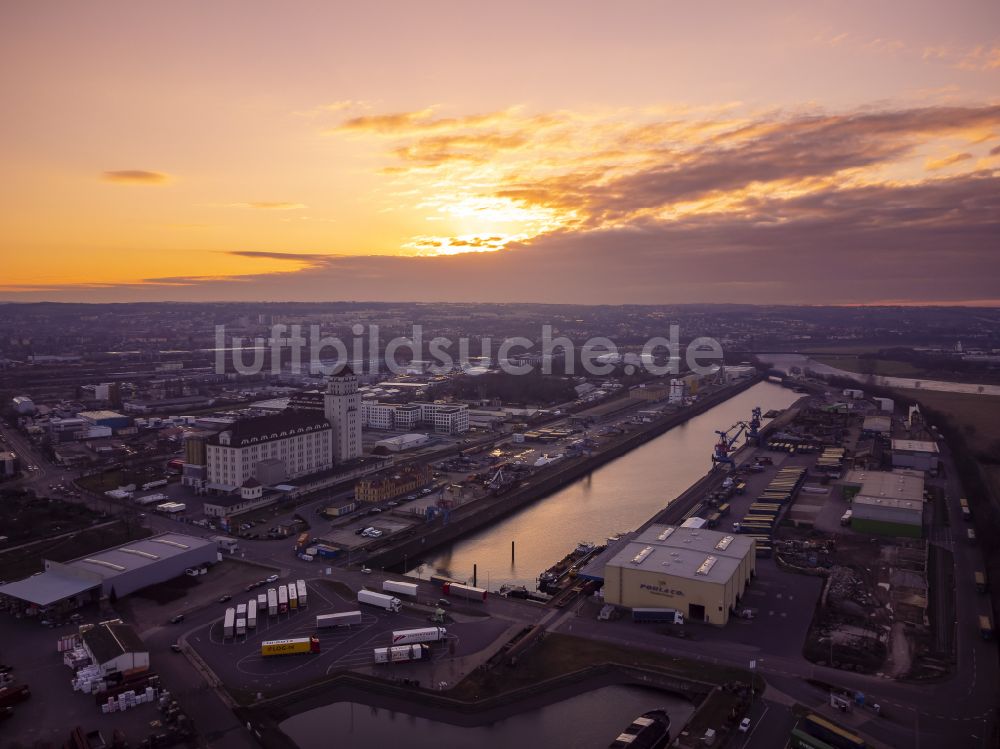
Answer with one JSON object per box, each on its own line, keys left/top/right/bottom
{"left": 355, "top": 464, "right": 432, "bottom": 504}
{"left": 602, "top": 525, "right": 755, "bottom": 626}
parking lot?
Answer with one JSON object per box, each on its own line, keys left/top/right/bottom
{"left": 188, "top": 579, "right": 511, "bottom": 693}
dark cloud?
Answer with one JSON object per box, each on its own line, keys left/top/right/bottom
{"left": 101, "top": 170, "right": 170, "bottom": 184}
{"left": 8, "top": 172, "right": 997, "bottom": 305}
{"left": 498, "top": 105, "right": 1000, "bottom": 224}
{"left": 225, "top": 250, "right": 331, "bottom": 264}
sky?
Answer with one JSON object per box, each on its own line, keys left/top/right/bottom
{"left": 1, "top": 1, "right": 998, "bottom": 305}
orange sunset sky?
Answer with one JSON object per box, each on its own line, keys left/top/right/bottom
{"left": 1, "top": 1, "right": 998, "bottom": 304}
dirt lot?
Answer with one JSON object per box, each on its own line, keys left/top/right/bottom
{"left": 0, "top": 489, "right": 106, "bottom": 546}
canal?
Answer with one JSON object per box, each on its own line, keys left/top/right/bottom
{"left": 280, "top": 684, "right": 694, "bottom": 748}
{"left": 412, "top": 380, "right": 799, "bottom": 590}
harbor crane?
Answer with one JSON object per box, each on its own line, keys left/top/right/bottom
{"left": 746, "top": 407, "right": 763, "bottom": 444}
{"left": 711, "top": 421, "right": 748, "bottom": 467}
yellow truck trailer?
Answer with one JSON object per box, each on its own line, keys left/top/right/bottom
{"left": 260, "top": 636, "right": 320, "bottom": 657}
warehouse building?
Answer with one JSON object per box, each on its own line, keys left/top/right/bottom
{"left": 80, "top": 620, "right": 149, "bottom": 677}
{"left": 842, "top": 470, "right": 925, "bottom": 538}
{"left": 78, "top": 410, "right": 132, "bottom": 430}
{"left": 890, "top": 439, "right": 940, "bottom": 473}
{"left": 602, "top": 525, "right": 756, "bottom": 627}
{"left": 0, "top": 533, "right": 216, "bottom": 614}
{"left": 374, "top": 433, "right": 429, "bottom": 452}
{"left": 861, "top": 415, "right": 891, "bottom": 436}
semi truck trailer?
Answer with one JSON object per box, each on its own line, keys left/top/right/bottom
{"left": 374, "top": 644, "right": 428, "bottom": 663}
{"left": 382, "top": 580, "right": 418, "bottom": 598}
{"left": 317, "top": 611, "right": 363, "bottom": 628}
{"left": 278, "top": 586, "right": 288, "bottom": 613}
{"left": 296, "top": 579, "right": 308, "bottom": 607}
{"left": 260, "top": 636, "right": 321, "bottom": 657}
{"left": 235, "top": 617, "right": 246, "bottom": 636}
{"left": 288, "top": 583, "right": 298, "bottom": 610}
{"left": 442, "top": 582, "right": 487, "bottom": 602}
{"left": 223, "top": 608, "right": 236, "bottom": 638}
{"left": 391, "top": 627, "right": 446, "bottom": 645}
{"left": 632, "top": 608, "right": 685, "bottom": 625}
{"left": 358, "top": 589, "right": 402, "bottom": 612}
{"left": 247, "top": 600, "right": 257, "bottom": 629}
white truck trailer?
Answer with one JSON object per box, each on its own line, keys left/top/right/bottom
{"left": 374, "top": 644, "right": 428, "bottom": 663}
{"left": 442, "top": 582, "right": 487, "bottom": 602}
{"left": 296, "top": 579, "right": 308, "bottom": 607}
{"left": 382, "top": 580, "right": 418, "bottom": 598}
{"left": 235, "top": 617, "right": 247, "bottom": 636}
{"left": 223, "top": 608, "right": 236, "bottom": 639}
{"left": 316, "top": 611, "right": 363, "bottom": 628}
{"left": 257, "top": 593, "right": 267, "bottom": 610}
{"left": 267, "top": 588, "right": 278, "bottom": 616}
{"left": 247, "top": 599, "right": 257, "bottom": 629}
{"left": 288, "top": 583, "right": 298, "bottom": 610}
{"left": 358, "top": 589, "right": 402, "bottom": 612}
{"left": 391, "top": 627, "right": 447, "bottom": 645}
{"left": 278, "top": 585, "right": 289, "bottom": 613}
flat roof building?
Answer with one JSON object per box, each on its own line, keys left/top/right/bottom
{"left": 862, "top": 415, "right": 891, "bottom": 435}
{"left": 890, "top": 439, "right": 940, "bottom": 473}
{"left": 0, "top": 532, "right": 217, "bottom": 613}
{"left": 842, "top": 470, "right": 926, "bottom": 538}
{"left": 602, "top": 525, "right": 756, "bottom": 627}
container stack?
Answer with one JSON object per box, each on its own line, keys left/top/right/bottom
{"left": 56, "top": 633, "right": 81, "bottom": 652}
{"left": 99, "top": 686, "right": 159, "bottom": 714}
{"left": 63, "top": 647, "right": 91, "bottom": 669}
{"left": 72, "top": 665, "right": 103, "bottom": 693}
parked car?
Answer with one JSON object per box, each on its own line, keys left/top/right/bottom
{"left": 360, "top": 566, "right": 372, "bottom": 574}
{"left": 436, "top": 598, "right": 452, "bottom": 608}
{"left": 738, "top": 718, "right": 751, "bottom": 733}
{"left": 265, "top": 574, "right": 279, "bottom": 583}
{"left": 218, "top": 594, "right": 232, "bottom": 603}
{"left": 170, "top": 643, "right": 183, "bottom": 653}
{"left": 169, "top": 614, "right": 185, "bottom": 624}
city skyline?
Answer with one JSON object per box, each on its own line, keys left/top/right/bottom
{"left": 2, "top": 1, "right": 999, "bottom": 304}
